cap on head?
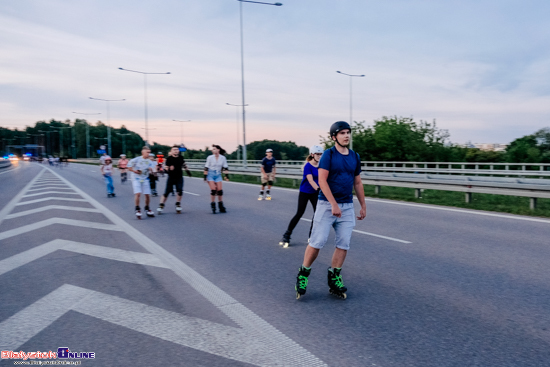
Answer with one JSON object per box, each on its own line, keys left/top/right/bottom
{"left": 266, "top": 149, "right": 273, "bottom": 153}
{"left": 330, "top": 121, "right": 351, "bottom": 137}
{"left": 309, "top": 145, "right": 324, "bottom": 154}
{"left": 149, "top": 153, "right": 154, "bottom": 157}
{"left": 120, "top": 154, "right": 126, "bottom": 157}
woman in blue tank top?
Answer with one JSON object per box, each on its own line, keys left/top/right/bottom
{"left": 279, "top": 145, "right": 324, "bottom": 248}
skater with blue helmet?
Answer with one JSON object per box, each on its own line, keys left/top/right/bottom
{"left": 279, "top": 145, "right": 324, "bottom": 248}
{"left": 295, "top": 121, "right": 367, "bottom": 300}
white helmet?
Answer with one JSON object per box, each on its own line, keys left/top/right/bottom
{"left": 309, "top": 145, "right": 324, "bottom": 154}
{"left": 120, "top": 154, "right": 126, "bottom": 157}
{"left": 266, "top": 148, "right": 273, "bottom": 153}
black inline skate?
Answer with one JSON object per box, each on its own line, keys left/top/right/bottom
{"left": 211, "top": 202, "right": 217, "bottom": 214}
{"left": 176, "top": 202, "right": 182, "bottom": 214}
{"left": 218, "top": 201, "right": 226, "bottom": 213}
{"left": 295, "top": 266, "right": 311, "bottom": 299}
{"left": 279, "top": 231, "right": 291, "bottom": 248}
{"left": 328, "top": 267, "right": 347, "bottom": 300}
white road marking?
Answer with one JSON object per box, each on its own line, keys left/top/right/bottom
{"left": 27, "top": 186, "right": 74, "bottom": 192}
{"left": 0, "top": 168, "right": 45, "bottom": 227}
{"left": 44, "top": 167, "right": 327, "bottom": 366}
{"left": 300, "top": 218, "right": 411, "bottom": 244}
{"left": 0, "top": 284, "right": 92, "bottom": 351}
{"left": 0, "top": 239, "right": 169, "bottom": 276}
{"left": 184, "top": 191, "right": 199, "bottom": 196}
{"left": 16, "top": 197, "right": 88, "bottom": 206}
{"left": 22, "top": 191, "right": 80, "bottom": 198}
{"left": 0, "top": 167, "right": 19, "bottom": 176}
{"left": 363, "top": 198, "right": 550, "bottom": 224}
{"left": 0, "top": 284, "right": 313, "bottom": 366}
{"left": 197, "top": 177, "right": 550, "bottom": 225}
{"left": 0, "top": 218, "right": 123, "bottom": 241}
{"left": 5, "top": 205, "right": 100, "bottom": 219}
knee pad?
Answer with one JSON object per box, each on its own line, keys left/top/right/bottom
{"left": 262, "top": 183, "right": 267, "bottom": 187}
{"left": 268, "top": 181, "right": 274, "bottom": 186}
{"left": 210, "top": 189, "right": 217, "bottom": 196}
{"left": 217, "top": 190, "right": 224, "bottom": 196}
{"left": 177, "top": 191, "right": 183, "bottom": 196}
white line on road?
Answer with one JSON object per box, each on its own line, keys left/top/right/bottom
{"left": 22, "top": 191, "right": 80, "bottom": 198}
{"left": 363, "top": 198, "right": 550, "bottom": 224}
{"left": 0, "top": 168, "right": 45, "bottom": 227}
{"left": 199, "top": 177, "right": 550, "bottom": 225}
{"left": 0, "top": 167, "right": 19, "bottom": 176}
{"left": 27, "top": 186, "right": 73, "bottom": 192}
{"left": 0, "top": 218, "right": 123, "bottom": 241}
{"left": 45, "top": 167, "right": 327, "bottom": 366}
{"left": 16, "top": 197, "right": 88, "bottom": 206}
{"left": 0, "top": 284, "right": 298, "bottom": 366}
{"left": 184, "top": 191, "right": 199, "bottom": 196}
{"left": 5, "top": 205, "right": 101, "bottom": 219}
{"left": 0, "top": 239, "right": 169, "bottom": 276}
{"left": 300, "top": 218, "right": 411, "bottom": 243}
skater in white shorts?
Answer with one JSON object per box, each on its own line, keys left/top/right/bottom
{"left": 127, "top": 146, "right": 156, "bottom": 219}
{"left": 258, "top": 148, "right": 276, "bottom": 200}
{"left": 204, "top": 144, "right": 229, "bottom": 214}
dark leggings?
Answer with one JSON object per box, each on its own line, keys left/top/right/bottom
{"left": 287, "top": 191, "right": 318, "bottom": 237}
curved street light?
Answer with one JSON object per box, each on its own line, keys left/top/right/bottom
{"left": 236, "top": 0, "right": 282, "bottom": 167}
{"left": 336, "top": 71, "right": 365, "bottom": 150}
{"left": 119, "top": 67, "right": 171, "bottom": 147}
{"left": 89, "top": 98, "right": 125, "bottom": 157}
{"left": 172, "top": 120, "right": 191, "bottom": 146}
{"left": 72, "top": 112, "right": 101, "bottom": 158}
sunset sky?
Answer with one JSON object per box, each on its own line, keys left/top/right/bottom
{"left": 1, "top": 0, "right": 549, "bottom": 151}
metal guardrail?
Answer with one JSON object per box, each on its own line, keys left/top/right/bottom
{"left": 70, "top": 159, "right": 550, "bottom": 209}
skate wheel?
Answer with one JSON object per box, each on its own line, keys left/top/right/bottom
{"left": 296, "top": 293, "right": 301, "bottom": 300}
{"left": 283, "top": 242, "right": 289, "bottom": 248}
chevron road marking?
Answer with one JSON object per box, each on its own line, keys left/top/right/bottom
{"left": 5, "top": 205, "right": 100, "bottom": 219}
{"left": 27, "top": 185, "right": 73, "bottom": 191}
{"left": 0, "top": 167, "right": 45, "bottom": 227}
{"left": 0, "top": 284, "right": 308, "bottom": 366}
{"left": 0, "top": 218, "right": 123, "bottom": 241}
{"left": 16, "top": 197, "right": 88, "bottom": 206}
{"left": 0, "top": 239, "right": 169, "bottom": 277}
{"left": 22, "top": 191, "right": 81, "bottom": 198}
{"left": 300, "top": 218, "right": 412, "bottom": 244}
{"left": 39, "top": 166, "right": 327, "bottom": 366}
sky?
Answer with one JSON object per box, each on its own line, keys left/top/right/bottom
{"left": 1, "top": 0, "right": 550, "bottom": 151}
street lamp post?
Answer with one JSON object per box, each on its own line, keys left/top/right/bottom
{"left": 226, "top": 103, "right": 248, "bottom": 163}
{"left": 237, "top": 0, "right": 282, "bottom": 167}
{"left": 38, "top": 130, "right": 51, "bottom": 155}
{"left": 172, "top": 120, "right": 191, "bottom": 146}
{"left": 51, "top": 126, "right": 72, "bottom": 157}
{"left": 118, "top": 68, "right": 170, "bottom": 147}
{"left": 72, "top": 112, "right": 101, "bottom": 158}
{"left": 88, "top": 98, "right": 124, "bottom": 157}
{"left": 336, "top": 71, "right": 365, "bottom": 151}
{"left": 116, "top": 133, "right": 131, "bottom": 156}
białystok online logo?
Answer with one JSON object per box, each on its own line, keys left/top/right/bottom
{"left": 1, "top": 347, "right": 95, "bottom": 360}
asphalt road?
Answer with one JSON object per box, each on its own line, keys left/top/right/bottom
{"left": 1, "top": 161, "right": 550, "bottom": 367}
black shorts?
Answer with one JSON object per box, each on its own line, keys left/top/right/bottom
{"left": 164, "top": 176, "right": 184, "bottom": 196}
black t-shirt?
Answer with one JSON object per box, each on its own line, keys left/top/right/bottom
{"left": 165, "top": 155, "right": 186, "bottom": 178}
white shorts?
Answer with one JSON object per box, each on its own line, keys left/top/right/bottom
{"left": 132, "top": 178, "right": 151, "bottom": 195}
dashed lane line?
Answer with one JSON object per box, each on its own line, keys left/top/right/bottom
{"left": 5, "top": 205, "right": 101, "bottom": 219}
{"left": 300, "top": 218, "right": 412, "bottom": 244}
{"left": 0, "top": 167, "right": 19, "bottom": 176}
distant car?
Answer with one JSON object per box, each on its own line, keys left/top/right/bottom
{"left": 9, "top": 156, "right": 19, "bottom": 161}
{"left": 23, "top": 156, "right": 30, "bottom": 161}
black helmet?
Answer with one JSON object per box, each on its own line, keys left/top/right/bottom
{"left": 330, "top": 121, "right": 351, "bottom": 137}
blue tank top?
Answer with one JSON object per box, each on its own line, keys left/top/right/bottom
{"left": 299, "top": 162, "right": 319, "bottom": 194}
